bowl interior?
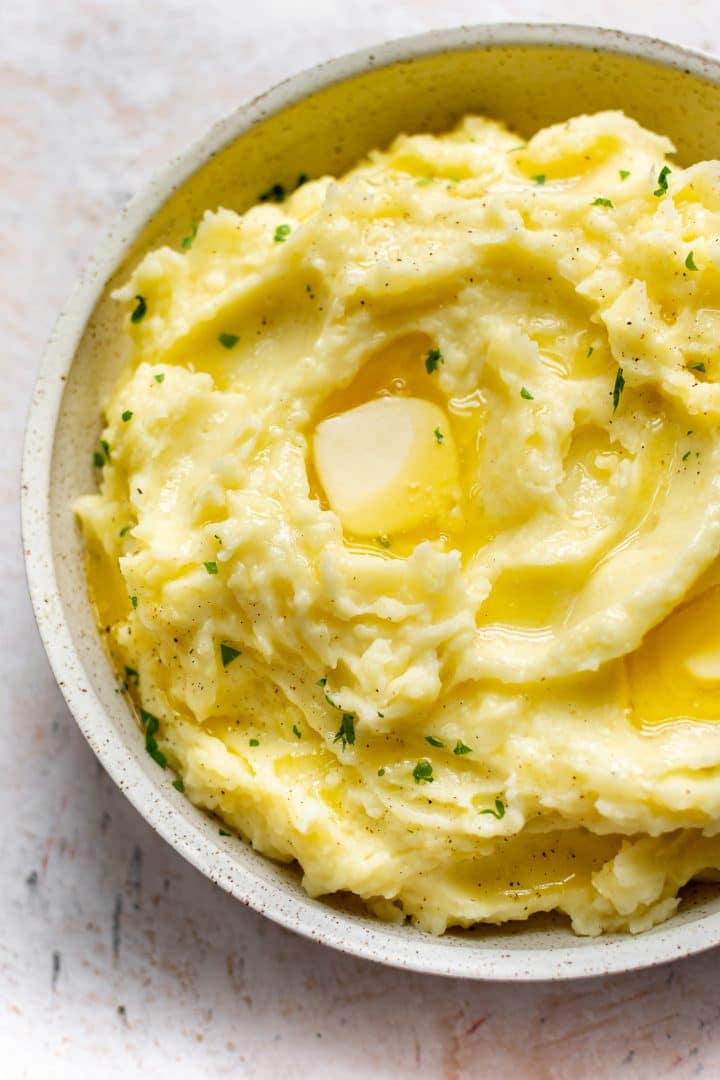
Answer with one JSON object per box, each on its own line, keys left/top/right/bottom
{"left": 31, "top": 28, "right": 720, "bottom": 979}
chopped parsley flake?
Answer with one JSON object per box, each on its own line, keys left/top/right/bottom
{"left": 654, "top": 165, "right": 671, "bottom": 197}
{"left": 124, "top": 665, "right": 139, "bottom": 684}
{"left": 274, "top": 223, "right": 291, "bottom": 243}
{"left": 259, "top": 183, "right": 286, "bottom": 203}
{"left": 520, "top": 387, "right": 534, "bottom": 400}
{"left": 181, "top": 220, "right": 198, "bottom": 249}
{"left": 425, "top": 348, "right": 444, "bottom": 374}
{"left": 453, "top": 740, "right": 472, "bottom": 755}
{"left": 377, "top": 767, "right": 385, "bottom": 776}
{"left": 119, "top": 525, "right": 131, "bottom": 537}
{"left": 121, "top": 409, "right": 133, "bottom": 422}
{"left": 130, "top": 295, "right": 147, "bottom": 323}
{"left": 219, "top": 828, "right": 231, "bottom": 837}
{"left": 292, "top": 724, "right": 302, "bottom": 739}
{"left": 619, "top": 169, "right": 631, "bottom": 180}
{"left": 531, "top": 174, "right": 546, "bottom": 185}
{"left": 683, "top": 450, "right": 692, "bottom": 461}
{"left": 139, "top": 708, "right": 167, "bottom": 769}
{"left": 93, "top": 451, "right": 104, "bottom": 468}
{"left": 154, "top": 373, "right": 165, "bottom": 383}
{"left": 587, "top": 346, "right": 594, "bottom": 357}
{"left": 130, "top": 595, "right": 138, "bottom": 609}
{"left": 101, "top": 439, "right": 111, "bottom": 463}
{"left": 416, "top": 176, "right": 434, "bottom": 186}
{"left": 324, "top": 690, "right": 341, "bottom": 710}
{"left": 685, "top": 251, "right": 699, "bottom": 271}
{"left": 315, "top": 677, "right": 327, "bottom": 688}
{"left": 172, "top": 778, "right": 185, "bottom": 792}
{"left": 204, "top": 561, "right": 218, "bottom": 575}
{"left": 425, "top": 735, "right": 445, "bottom": 748}
{"left": 333, "top": 713, "right": 355, "bottom": 751}
{"left": 218, "top": 332, "right": 239, "bottom": 349}
{"left": 592, "top": 197, "right": 614, "bottom": 207}
{"left": 220, "top": 643, "right": 241, "bottom": 668}
{"left": 612, "top": 367, "right": 625, "bottom": 412}
{"left": 689, "top": 362, "right": 706, "bottom": 373}
{"left": 413, "top": 760, "right": 434, "bottom": 784}
{"left": 480, "top": 798, "right": 506, "bottom": 820}
{"left": 434, "top": 427, "right": 444, "bottom": 445}
{"left": 249, "top": 738, "right": 259, "bottom": 747}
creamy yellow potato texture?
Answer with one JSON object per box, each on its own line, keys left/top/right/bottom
{"left": 77, "top": 111, "right": 720, "bottom": 936}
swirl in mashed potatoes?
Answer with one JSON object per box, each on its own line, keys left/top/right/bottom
{"left": 78, "top": 111, "right": 720, "bottom": 935}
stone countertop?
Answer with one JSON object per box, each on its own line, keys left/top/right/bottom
{"left": 3, "top": 2, "right": 720, "bottom": 1076}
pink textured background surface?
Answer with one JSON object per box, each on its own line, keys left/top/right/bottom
{"left": 4, "top": 2, "right": 720, "bottom": 1076}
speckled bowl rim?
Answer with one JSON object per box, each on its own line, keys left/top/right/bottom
{"left": 22, "top": 23, "right": 720, "bottom": 981}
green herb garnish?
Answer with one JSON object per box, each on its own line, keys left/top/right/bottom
{"left": 592, "top": 197, "right": 614, "bottom": 207}
{"left": 100, "top": 439, "right": 111, "bottom": 463}
{"left": 377, "top": 768, "right": 385, "bottom": 776}
{"left": 654, "top": 165, "right": 671, "bottom": 197}
{"left": 219, "top": 828, "right": 231, "bottom": 837}
{"left": 119, "top": 525, "right": 131, "bottom": 537}
{"left": 531, "top": 174, "right": 546, "bottom": 185}
{"left": 480, "top": 798, "right": 506, "bottom": 819}
{"left": 124, "top": 665, "right": 139, "bottom": 684}
{"left": 333, "top": 713, "right": 355, "bottom": 750}
{"left": 689, "top": 362, "right": 706, "bottom": 373}
{"left": 172, "top": 778, "right": 185, "bottom": 792}
{"left": 412, "top": 760, "right": 434, "bottom": 784}
{"left": 619, "top": 169, "right": 631, "bottom": 180}
{"left": 612, "top": 367, "right": 625, "bottom": 412}
{"left": 139, "top": 708, "right": 167, "bottom": 769}
{"left": 130, "top": 596, "right": 138, "bottom": 609}
{"left": 587, "top": 346, "right": 594, "bottom": 357}
{"left": 274, "top": 223, "right": 291, "bottom": 243}
{"left": 154, "top": 373, "right": 165, "bottom": 383}
{"left": 520, "top": 387, "right": 534, "bottom": 400}
{"left": 181, "top": 220, "right": 198, "bottom": 250}
{"left": 130, "top": 295, "right": 147, "bottom": 323}
{"left": 218, "top": 332, "right": 239, "bottom": 349}
{"left": 685, "top": 251, "right": 699, "bottom": 271}
{"left": 425, "top": 348, "right": 444, "bottom": 374}
{"left": 453, "top": 740, "right": 471, "bottom": 755}
{"left": 315, "top": 677, "right": 327, "bottom": 688}
{"left": 220, "top": 643, "right": 240, "bottom": 668}
{"left": 434, "top": 427, "right": 444, "bottom": 445}
{"left": 93, "top": 451, "right": 104, "bottom": 468}
{"left": 292, "top": 724, "right": 302, "bottom": 739}
{"left": 249, "top": 738, "right": 259, "bottom": 747}
{"left": 425, "top": 736, "right": 445, "bottom": 748}
{"left": 204, "top": 561, "right": 218, "bottom": 575}
{"left": 682, "top": 450, "right": 692, "bottom": 461}
{"left": 121, "top": 410, "right": 133, "bottom": 423}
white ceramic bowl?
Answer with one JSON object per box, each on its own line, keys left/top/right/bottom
{"left": 23, "top": 23, "right": 720, "bottom": 980}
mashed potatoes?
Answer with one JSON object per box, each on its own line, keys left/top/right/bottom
{"left": 77, "top": 111, "right": 720, "bottom": 936}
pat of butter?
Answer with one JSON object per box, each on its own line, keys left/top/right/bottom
{"left": 312, "top": 396, "right": 459, "bottom": 536}
{"left": 683, "top": 646, "right": 720, "bottom": 682}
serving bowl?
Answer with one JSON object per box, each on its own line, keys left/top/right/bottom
{"left": 22, "top": 23, "right": 720, "bottom": 980}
